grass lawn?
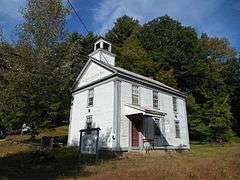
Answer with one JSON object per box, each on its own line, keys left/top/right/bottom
{"left": 0, "top": 126, "right": 240, "bottom": 179}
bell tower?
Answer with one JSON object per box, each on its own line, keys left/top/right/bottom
{"left": 89, "top": 38, "right": 116, "bottom": 66}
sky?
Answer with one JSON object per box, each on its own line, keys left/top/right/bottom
{"left": 0, "top": 0, "right": 239, "bottom": 52}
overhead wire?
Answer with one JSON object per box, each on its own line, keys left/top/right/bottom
{"left": 67, "top": 0, "right": 114, "bottom": 65}
{"left": 67, "top": 0, "right": 90, "bottom": 34}
{"left": 66, "top": 0, "right": 144, "bottom": 64}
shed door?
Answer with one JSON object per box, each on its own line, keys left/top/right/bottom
{"left": 132, "top": 119, "right": 140, "bottom": 147}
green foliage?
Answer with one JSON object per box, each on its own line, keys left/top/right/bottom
{"left": 155, "top": 68, "right": 177, "bottom": 88}
{"left": 107, "top": 15, "right": 238, "bottom": 142}
{"left": 199, "top": 33, "right": 237, "bottom": 61}
{"left": 106, "top": 15, "right": 140, "bottom": 46}
{"left": 0, "top": 4, "right": 239, "bottom": 143}
{"left": 187, "top": 94, "right": 211, "bottom": 141}
{"left": 225, "top": 59, "right": 240, "bottom": 135}
{"left": 117, "top": 36, "right": 155, "bottom": 76}
{"left": 0, "top": 0, "right": 98, "bottom": 136}
{"left": 19, "top": 0, "right": 69, "bottom": 50}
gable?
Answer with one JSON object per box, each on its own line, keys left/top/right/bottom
{"left": 75, "top": 61, "right": 114, "bottom": 89}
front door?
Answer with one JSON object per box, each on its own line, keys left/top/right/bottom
{"left": 132, "top": 119, "right": 140, "bottom": 147}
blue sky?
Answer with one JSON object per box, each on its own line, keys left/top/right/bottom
{"left": 0, "top": 0, "right": 239, "bottom": 52}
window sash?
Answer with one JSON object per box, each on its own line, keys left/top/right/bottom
{"left": 161, "top": 117, "right": 165, "bottom": 136}
{"left": 153, "top": 91, "right": 159, "bottom": 109}
{"left": 86, "top": 116, "right": 93, "bottom": 129}
{"left": 88, "top": 89, "right": 94, "bottom": 106}
{"left": 132, "top": 95, "right": 139, "bottom": 105}
{"left": 154, "top": 118, "right": 161, "bottom": 135}
{"left": 175, "top": 122, "right": 180, "bottom": 138}
{"left": 173, "top": 97, "right": 177, "bottom": 112}
{"left": 88, "top": 97, "right": 93, "bottom": 106}
{"left": 132, "top": 85, "right": 139, "bottom": 105}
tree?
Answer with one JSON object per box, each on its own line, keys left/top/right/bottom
{"left": 19, "top": 0, "right": 69, "bottom": 51}
{"left": 0, "top": 38, "right": 20, "bottom": 129}
{"left": 199, "top": 33, "right": 237, "bottom": 62}
{"left": 105, "top": 15, "right": 140, "bottom": 46}
{"left": 108, "top": 15, "right": 237, "bottom": 142}
{"left": 225, "top": 59, "right": 240, "bottom": 135}
{"left": 0, "top": 0, "right": 69, "bottom": 136}
{"left": 1, "top": 9, "right": 238, "bottom": 143}
{"left": 155, "top": 68, "right": 177, "bottom": 88}
{"left": 116, "top": 36, "right": 152, "bottom": 73}
{"left": 187, "top": 94, "right": 211, "bottom": 141}
{"left": 59, "top": 32, "right": 98, "bottom": 81}
{"left": 139, "top": 15, "right": 200, "bottom": 90}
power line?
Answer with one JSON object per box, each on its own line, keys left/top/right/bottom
{"left": 67, "top": 0, "right": 90, "bottom": 34}
{"left": 65, "top": 1, "right": 144, "bottom": 63}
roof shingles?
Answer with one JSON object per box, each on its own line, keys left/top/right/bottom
{"left": 90, "top": 58, "right": 185, "bottom": 97}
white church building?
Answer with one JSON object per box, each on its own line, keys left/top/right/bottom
{"left": 67, "top": 39, "right": 190, "bottom": 151}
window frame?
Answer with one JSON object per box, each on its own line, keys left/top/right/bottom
{"left": 154, "top": 118, "right": 161, "bottom": 136}
{"left": 160, "top": 117, "right": 166, "bottom": 136}
{"left": 172, "top": 96, "right": 178, "bottom": 113}
{"left": 87, "top": 88, "right": 94, "bottom": 107}
{"left": 96, "top": 42, "right": 100, "bottom": 50}
{"left": 153, "top": 90, "right": 159, "bottom": 109}
{"left": 132, "top": 85, "right": 140, "bottom": 106}
{"left": 103, "top": 42, "right": 110, "bottom": 51}
{"left": 86, "top": 115, "right": 93, "bottom": 129}
{"left": 175, "top": 121, "right": 180, "bottom": 138}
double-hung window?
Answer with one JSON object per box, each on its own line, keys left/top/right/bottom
{"left": 172, "top": 97, "right": 177, "bottom": 113}
{"left": 86, "top": 115, "right": 93, "bottom": 129}
{"left": 153, "top": 90, "right": 159, "bottom": 109}
{"left": 175, "top": 121, "right": 180, "bottom": 138}
{"left": 88, "top": 89, "right": 94, "bottom": 106}
{"left": 154, "top": 118, "right": 161, "bottom": 136}
{"left": 160, "top": 117, "right": 166, "bottom": 136}
{"left": 132, "top": 85, "right": 139, "bottom": 105}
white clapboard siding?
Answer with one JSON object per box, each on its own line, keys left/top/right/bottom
{"left": 77, "top": 61, "right": 113, "bottom": 88}
{"left": 68, "top": 81, "right": 115, "bottom": 147}
{"left": 119, "top": 80, "right": 189, "bottom": 149}
{"left": 68, "top": 39, "right": 189, "bottom": 150}
{"left": 119, "top": 81, "right": 132, "bottom": 148}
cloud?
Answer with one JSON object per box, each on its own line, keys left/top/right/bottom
{"left": 93, "top": 0, "right": 225, "bottom": 35}
{"left": 0, "top": 0, "right": 26, "bottom": 22}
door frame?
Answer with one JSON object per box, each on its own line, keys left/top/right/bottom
{"left": 129, "top": 115, "right": 143, "bottom": 149}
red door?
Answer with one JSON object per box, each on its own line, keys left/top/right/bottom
{"left": 132, "top": 119, "right": 140, "bottom": 147}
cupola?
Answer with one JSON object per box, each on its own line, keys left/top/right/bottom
{"left": 89, "top": 38, "right": 116, "bottom": 66}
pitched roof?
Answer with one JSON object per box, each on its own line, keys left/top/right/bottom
{"left": 90, "top": 58, "right": 185, "bottom": 97}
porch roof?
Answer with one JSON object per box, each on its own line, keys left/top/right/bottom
{"left": 124, "top": 104, "right": 166, "bottom": 117}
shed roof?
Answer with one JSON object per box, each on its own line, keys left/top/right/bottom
{"left": 125, "top": 104, "right": 166, "bottom": 117}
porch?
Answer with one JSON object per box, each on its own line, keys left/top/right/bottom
{"left": 125, "top": 104, "right": 170, "bottom": 150}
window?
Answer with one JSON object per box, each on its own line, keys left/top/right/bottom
{"left": 154, "top": 118, "right": 161, "bottom": 136}
{"left": 96, "top": 42, "right": 100, "bottom": 50}
{"left": 175, "top": 121, "right": 180, "bottom": 138}
{"left": 88, "top": 89, "right": 94, "bottom": 106}
{"left": 86, "top": 115, "right": 93, "bottom": 129}
{"left": 153, "top": 90, "right": 159, "bottom": 109}
{"left": 132, "top": 85, "right": 139, "bottom": 105}
{"left": 160, "top": 117, "right": 166, "bottom": 136}
{"left": 103, "top": 42, "right": 110, "bottom": 51}
{"left": 172, "top": 97, "right": 177, "bottom": 113}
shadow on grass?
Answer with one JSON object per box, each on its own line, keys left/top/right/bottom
{"left": 20, "top": 135, "right": 68, "bottom": 145}
{"left": 0, "top": 147, "right": 119, "bottom": 179}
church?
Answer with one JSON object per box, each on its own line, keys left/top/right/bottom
{"left": 67, "top": 38, "right": 190, "bottom": 151}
